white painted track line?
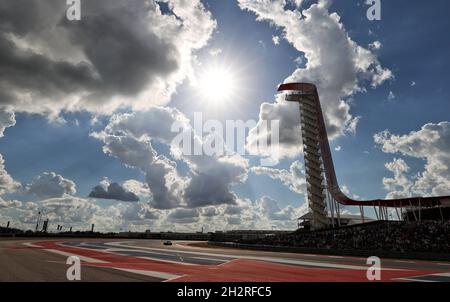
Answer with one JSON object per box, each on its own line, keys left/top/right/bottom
{"left": 191, "top": 256, "right": 228, "bottom": 262}
{"left": 395, "top": 260, "right": 416, "bottom": 264}
{"left": 43, "top": 249, "right": 108, "bottom": 263}
{"left": 115, "top": 268, "right": 180, "bottom": 280}
{"left": 105, "top": 241, "right": 405, "bottom": 271}
{"left": 138, "top": 256, "right": 195, "bottom": 266}
{"left": 23, "top": 242, "right": 42, "bottom": 248}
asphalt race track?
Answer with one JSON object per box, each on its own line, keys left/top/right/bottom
{"left": 1, "top": 238, "right": 450, "bottom": 282}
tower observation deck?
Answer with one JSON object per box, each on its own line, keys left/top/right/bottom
{"left": 278, "top": 83, "right": 450, "bottom": 230}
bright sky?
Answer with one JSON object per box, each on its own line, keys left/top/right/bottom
{"left": 0, "top": 0, "right": 449, "bottom": 232}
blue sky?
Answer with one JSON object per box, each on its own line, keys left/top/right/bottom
{"left": 0, "top": 0, "right": 449, "bottom": 232}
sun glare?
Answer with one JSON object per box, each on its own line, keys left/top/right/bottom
{"left": 197, "top": 66, "right": 236, "bottom": 104}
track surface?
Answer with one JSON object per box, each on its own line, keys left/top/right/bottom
{"left": 1, "top": 238, "right": 450, "bottom": 282}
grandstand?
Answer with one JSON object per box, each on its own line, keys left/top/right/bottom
{"left": 236, "top": 221, "right": 450, "bottom": 256}
{"left": 403, "top": 206, "right": 450, "bottom": 222}
{"left": 298, "top": 213, "right": 375, "bottom": 230}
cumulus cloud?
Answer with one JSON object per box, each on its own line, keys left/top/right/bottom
{"left": 144, "top": 157, "right": 186, "bottom": 209}
{"left": 240, "top": 0, "right": 392, "bottom": 158}
{"left": 0, "top": 0, "right": 216, "bottom": 116}
{"left": 0, "top": 109, "right": 15, "bottom": 138}
{"left": 220, "top": 196, "right": 303, "bottom": 230}
{"left": 224, "top": 204, "right": 245, "bottom": 216}
{"left": 96, "top": 134, "right": 158, "bottom": 170}
{"left": 89, "top": 179, "right": 140, "bottom": 202}
{"left": 251, "top": 160, "right": 306, "bottom": 194}
{"left": 382, "top": 158, "right": 413, "bottom": 199}
{"left": 10, "top": 193, "right": 304, "bottom": 232}
{"left": 272, "top": 35, "right": 280, "bottom": 45}
{"left": 26, "top": 172, "right": 76, "bottom": 199}
{"left": 122, "top": 180, "right": 152, "bottom": 199}
{"left": 0, "top": 110, "right": 18, "bottom": 195}
{"left": 216, "top": 197, "right": 303, "bottom": 230}
{"left": 0, "top": 198, "right": 22, "bottom": 209}
{"left": 183, "top": 155, "right": 249, "bottom": 208}
{"left": 341, "top": 185, "right": 361, "bottom": 200}
{"left": 227, "top": 216, "right": 242, "bottom": 226}
{"left": 257, "top": 196, "right": 296, "bottom": 221}
{"left": 0, "top": 154, "right": 20, "bottom": 195}
{"left": 200, "top": 206, "right": 220, "bottom": 217}
{"left": 38, "top": 196, "right": 100, "bottom": 225}
{"left": 247, "top": 96, "right": 304, "bottom": 158}
{"left": 92, "top": 107, "right": 249, "bottom": 209}
{"left": 369, "top": 41, "right": 382, "bottom": 50}
{"left": 167, "top": 208, "right": 199, "bottom": 224}
{"left": 14, "top": 195, "right": 163, "bottom": 232}
{"left": 208, "top": 198, "right": 255, "bottom": 229}
{"left": 90, "top": 108, "right": 189, "bottom": 209}
{"left": 120, "top": 202, "right": 160, "bottom": 221}
{"left": 375, "top": 122, "right": 450, "bottom": 197}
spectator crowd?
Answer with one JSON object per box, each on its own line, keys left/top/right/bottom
{"left": 240, "top": 221, "right": 450, "bottom": 254}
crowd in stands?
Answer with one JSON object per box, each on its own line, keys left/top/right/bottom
{"left": 239, "top": 221, "right": 450, "bottom": 254}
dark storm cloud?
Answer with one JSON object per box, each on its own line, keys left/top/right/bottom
{"left": 0, "top": 0, "right": 215, "bottom": 114}
{"left": 89, "top": 182, "right": 140, "bottom": 202}
{"left": 60, "top": 5, "right": 179, "bottom": 97}
{"left": 167, "top": 208, "right": 199, "bottom": 224}
{"left": 182, "top": 155, "right": 248, "bottom": 208}
{"left": 200, "top": 206, "right": 220, "bottom": 217}
{"left": 224, "top": 204, "right": 242, "bottom": 216}
{"left": 0, "top": 35, "right": 98, "bottom": 105}
{"left": 144, "top": 158, "right": 184, "bottom": 209}
{"left": 0, "top": 0, "right": 97, "bottom": 109}
{"left": 183, "top": 172, "right": 238, "bottom": 208}
{"left": 26, "top": 172, "right": 76, "bottom": 199}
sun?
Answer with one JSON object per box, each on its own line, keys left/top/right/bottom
{"left": 197, "top": 65, "right": 236, "bottom": 104}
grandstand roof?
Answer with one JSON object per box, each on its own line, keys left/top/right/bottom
{"left": 298, "top": 212, "right": 374, "bottom": 222}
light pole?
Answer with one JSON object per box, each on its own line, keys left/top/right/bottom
{"left": 35, "top": 210, "right": 42, "bottom": 232}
